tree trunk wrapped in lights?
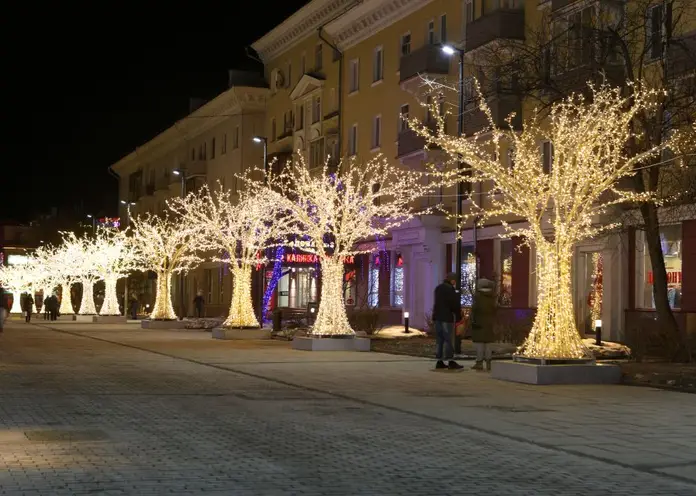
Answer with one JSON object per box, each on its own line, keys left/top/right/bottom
{"left": 127, "top": 213, "right": 202, "bottom": 321}
{"left": 59, "top": 281, "right": 74, "bottom": 315}
{"left": 92, "top": 228, "right": 138, "bottom": 316}
{"left": 244, "top": 155, "right": 430, "bottom": 337}
{"left": 78, "top": 279, "right": 97, "bottom": 315}
{"left": 169, "top": 184, "right": 295, "bottom": 329}
{"left": 414, "top": 82, "right": 680, "bottom": 359}
{"left": 151, "top": 269, "right": 177, "bottom": 320}
{"left": 0, "top": 265, "right": 35, "bottom": 314}
{"left": 100, "top": 275, "right": 121, "bottom": 317}
{"left": 226, "top": 266, "right": 259, "bottom": 328}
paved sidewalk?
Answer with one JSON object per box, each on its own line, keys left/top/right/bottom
{"left": 1, "top": 322, "right": 695, "bottom": 495}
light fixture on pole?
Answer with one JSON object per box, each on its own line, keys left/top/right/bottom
{"left": 403, "top": 311, "right": 410, "bottom": 334}
{"left": 86, "top": 214, "right": 96, "bottom": 232}
{"left": 595, "top": 319, "right": 602, "bottom": 346}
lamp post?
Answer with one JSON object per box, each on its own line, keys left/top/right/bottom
{"left": 252, "top": 136, "right": 269, "bottom": 325}
{"left": 120, "top": 200, "right": 136, "bottom": 317}
{"left": 86, "top": 214, "right": 96, "bottom": 232}
{"left": 403, "top": 311, "right": 410, "bottom": 334}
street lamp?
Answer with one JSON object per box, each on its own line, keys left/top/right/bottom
{"left": 86, "top": 214, "right": 96, "bottom": 232}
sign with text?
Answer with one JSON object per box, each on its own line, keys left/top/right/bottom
{"left": 283, "top": 253, "right": 354, "bottom": 265}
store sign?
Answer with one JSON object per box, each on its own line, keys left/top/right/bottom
{"left": 7, "top": 254, "right": 29, "bottom": 265}
{"left": 647, "top": 271, "right": 682, "bottom": 284}
{"left": 283, "top": 253, "right": 354, "bottom": 264}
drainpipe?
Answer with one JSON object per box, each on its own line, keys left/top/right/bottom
{"left": 318, "top": 0, "right": 364, "bottom": 158}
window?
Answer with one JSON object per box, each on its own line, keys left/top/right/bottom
{"left": 296, "top": 103, "right": 304, "bottom": 130}
{"left": 349, "top": 59, "right": 359, "bottom": 93}
{"left": 372, "top": 115, "right": 381, "bottom": 149}
{"left": 542, "top": 141, "right": 554, "bottom": 174}
{"left": 440, "top": 14, "right": 447, "bottom": 43}
{"left": 400, "top": 33, "right": 411, "bottom": 56}
{"left": 211, "top": 137, "right": 216, "bottom": 159}
{"left": 222, "top": 133, "right": 227, "bottom": 154}
{"left": 206, "top": 269, "right": 213, "bottom": 304}
{"left": 465, "top": 0, "right": 474, "bottom": 24}
{"left": 233, "top": 126, "right": 239, "bottom": 149}
{"left": 399, "top": 104, "right": 409, "bottom": 132}
{"left": 286, "top": 62, "right": 292, "bottom": 88}
{"left": 499, "top": 239, "right": 513, "bottom": 307}
{"left": 271, "top": 118, "right": 277, "bottom": 141}
{"left": 460, "top": 246, "right": 477, "bottom": 306}
{"left": 368, "top": 255, "right": 380, "bottom": 308}
{"left": 309, "top": 137, "right": 325, "bottom": 168}
{"left": 348, "top": 124, "right": 358, "bottom": 156}
{"left": 315, "top": 43, "right": 323, "bottom": 70}
{"left": 301, "top": 52, "right": 306, "bottom": 75}
{"left": 636, "top": 225, "right": 682, "bottom": 309}
{"left": 191, "top": 148, "right": 195, "bottom": 161}
{"left": 648, "top": 3, "right": 672, "bottom": 60}
{"left": 373, "top": 46, "right": 383, "bottom": 82}
{"left": 392, "top": 252, "right": 404, "bottom": 307}
{"left": 312, "top": 96, "right": 321, "bottom": 124}
{"left": 284, "top": 110, "right": 293, "bottom": 134}
{"left": 427, "top": 20, "right": 435, "bottom": 44}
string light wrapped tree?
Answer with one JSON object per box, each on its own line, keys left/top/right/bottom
{"left": 127, "top": 212, "right": 202, "bottom": 321}
{"left": 0, "top": 264, "right": 34, "bottom": 314}
{"left": 415, "top": 83, "right": 672, "bottom": 360}
{"left": 247, "top": 155, "right": 429, "bottom": 340}
{"left": 49, "top": 234, "right": 85, "bottom": 316}
{"left": 59, "top": 232, "right": 100, "bottom": 316}
{"left": 32, "top": 244, "right": 60, "bottom": 304}
{"left": 168, "top": 185, "right": 294, "bottom": 330}
{"left": 92, "top": 227, "right": 137, "bottom": 316}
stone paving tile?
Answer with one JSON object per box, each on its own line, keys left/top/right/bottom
{"left": 0, "top": 323, "right": 695, "bottom": 495}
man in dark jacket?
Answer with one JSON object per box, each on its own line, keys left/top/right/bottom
{"left": 471, "top": 278, "right": 497, "bottom": 371}
{"left": 22, "top": 293, "right": 34, "bottom": 323}
{"left": 432, "top": 273, "right": 463, "bottom": 370}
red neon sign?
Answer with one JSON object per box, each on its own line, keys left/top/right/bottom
{"left": 283, "top": 253, "right": 354, "bottom": 264}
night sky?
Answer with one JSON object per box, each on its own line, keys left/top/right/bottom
{"left": 4, "top": 1, "right": 311, "bottom": 224}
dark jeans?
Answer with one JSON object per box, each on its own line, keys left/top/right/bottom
{"left": 25, "top": 311, "right": 31, "bottom": 323}
{"left": 195, "top": 306, "right": 203, "bottom": 318}
{"left": 50, "top": 310, "right": 57, "bottom": 321}
{"left": 435, "top": 321, "right": 454, "bottom": 360}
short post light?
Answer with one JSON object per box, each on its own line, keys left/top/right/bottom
{"left": 595, "top": 319, "right": 602, "bottom": 346}
{"left": 404, "top": 311, "right": 410, "bottom": 334}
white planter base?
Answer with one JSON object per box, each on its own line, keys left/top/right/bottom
{"left": 56, "top": 315, "right": 75, "bottom": 321}
{"left": 292, "top": 336, "right": 370, "bottom": 352}
{"left": 141, "top": 320, "right": 188, "bottom": 330}
{"left": 74, "top": 315, "right": 97, "bottom": 323}
{"left": 212, "top": 328, "right": 272, "bottom": 340}
{"left": 491, "top": 360, "right": 622, "bottom": 385}
{"left": 95, "top": 316, "right": 127, "bottom": 324}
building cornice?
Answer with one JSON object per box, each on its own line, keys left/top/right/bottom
{"left": 251, "top": 0, "right": 356, "bottom": 64}
{"left": 324, "top": 0, "right": 434, "bottom": 50}
{"left": 111, "top": 86, "right": 268, "bottom": 174}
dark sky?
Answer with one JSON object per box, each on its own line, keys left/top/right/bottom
{"left": 3, "top": 1, "right": 310, "bottom": 224}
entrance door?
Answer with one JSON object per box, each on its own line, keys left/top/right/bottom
{"left": 576, "top": 252, "right": 603, "bottom": 336}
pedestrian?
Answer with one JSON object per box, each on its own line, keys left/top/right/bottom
{"left": 49, "top": 293, "right": 59, "bottom": 321}
{"left": 432, "top": 272, "right": 464, "bottom": 370}
{"left": 0, "top": 285, "right": 9, "bottom": 333}
{"left": 43, "top": 293, "right": 51, "bottom": 320}
{"left": 22, "top": 292, "right": 35, "bottom": 323}
{"left": 193, "top": 290, "right": 205, "bottom": 318}
{"left": 129, "top": 295, "right": 139, "bottom": 320}
{"left": 471, "top": 278, "right": 498, "bottom": 371}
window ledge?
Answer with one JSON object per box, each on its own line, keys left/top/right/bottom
{"left": 371, "top": 79, "right": 384, "bottom": 87}
{"left": 371, "top": 146, "right": 381, "bottom": 153}
{"left": 348, "top": 90, "right": 359, "bottom": 97}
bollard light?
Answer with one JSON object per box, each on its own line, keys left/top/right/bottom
{"left": 404, "top": 311, "right": 410, "bottom": 334}
{"left": 595, "top": 319, "right": 602, "bottom": 346}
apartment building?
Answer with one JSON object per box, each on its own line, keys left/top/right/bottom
{"left": 251, "top": 0, "right": 696, "bottom": 338}
{"left": 111, "top": 71, "right": 267, "bottom": 316}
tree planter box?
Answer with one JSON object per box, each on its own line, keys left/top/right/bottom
{"left": 141, "top": 320, "right": 188, "bottom": 330}
{"left": 212, "top": 327, "right": 271, "bottom": 340}
{"left": 73, "top": 315, "right": 97, "bottom": 323}
{"left": 292, "top": 336, "right": 370, "bottom": 352}
{"left": 55, "top": 315, "right": 75, "bottom": 321}
{"left": 491, "top": 360, "right": 621, "bottom": 385}
{"left": 95, "top": 316, "right": 127, "bottom": 324}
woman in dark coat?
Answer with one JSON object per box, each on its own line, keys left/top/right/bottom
{"left": 471, "top": 278, "right": 497, "bottom": 371}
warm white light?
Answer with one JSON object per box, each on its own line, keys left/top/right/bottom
{"left": 441, "top": 45, "right": 456, "bottom": 55}
{"left": 245, "top": 154, "right": 429, "bottom": 336}
{"left": 404, "top": 311, "right": 410, "bottom": 319}
{"left": 595, "top": 319, "right": 602, "bottom": 328}
{"left": 172, "top": 169, "right": 181, "bottom": 176}
{"left": 310, "top": 307, "right": 316, "bottom": 314}
{"left": 120, "top": 200, "right": 127, "bottom": 205}
{"left": 252, "top": 136, "right": 264, "bottom": 143}
{"left": 415, "top": 82, "right": 672, "bottom": 359}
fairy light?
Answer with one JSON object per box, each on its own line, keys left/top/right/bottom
{"left": 245, "top": 155, "right": 430, "bottom": 336}
{"left": 91, "top": 228, "right": 138, "bottom": 316}
{"left": 589, "top": 253, "right": 603, "bottom": 328}
{"left": 263, "top": 246, "right": 285, "bottom": 318}
{"left": 169, "top": 184, "right": 295, "bottom": 328}
{"left": 414, "top": 82, "right": 678, "bottom": 359}
{"left": 57, "top": 232, "right": 101, "bottom": 316}
{"left": 127, "top": 212, "right": 203, "bottom": 320}
{"left": 0, "top": 265, "right": 32, "bottom": 314}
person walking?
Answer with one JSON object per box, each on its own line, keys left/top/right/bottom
{"left": 129, "top": 295, "right": 139, "bottom": 320}
{"left": 22, "top": 293, "right": 35, "bottom": 323}
{"left": 471, "top": 278, "right": 498, "bottom": 371}
{"left": 0, "top": 285, "right": 9, "bottom": 333}
{"left": 432, "top": 272, "right": 464, "bottom": 370}
{"left": 43, "top": 293, "right": 51, "bottom": 320}
{"left": 46, "top": 293, "right": 59, "bottom": 321}
{"left": 193, "top": 290, "right": 205, "bottom": 318}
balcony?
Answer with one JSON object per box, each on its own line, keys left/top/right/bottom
{"left": 551, "top": 62, "right": 625, "bottom": 96}
{"left": 397, "top": 120, "right": 437, "bottom": 158}
{"left": 462, "top": 93, "right": 522, "bottom": 136}
{"left": 399, "top": 44, "right": 450, "bottom": 83}
{"left": 466, "top": 8, "right": 525, "bottom": 52}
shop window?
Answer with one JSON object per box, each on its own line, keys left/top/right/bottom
{"left": 368, "top": 255, "right": 380, "bottom": 308}
{"left": 391, "top": 253, "right": 404, "bottom": 307}
{"left": 460, "top": 245, "right": 477, "bottom": 306}
{"left": 636, "top": 225, "right": 682, "bottom": 309}
{"left": 499, "top": 239, "right": 513, "bottom": 307}
{"left": 344, "top": 269, "right": 356, "bottom": 306}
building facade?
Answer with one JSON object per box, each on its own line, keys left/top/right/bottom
{"left": 113, "top": 0, "right": 696, "bottom": 340}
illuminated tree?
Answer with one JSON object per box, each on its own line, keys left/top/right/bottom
{"left": 59, "top": 232, "right": 100, "bottom": 315}
{"left": 247, "top": 155, "right": 429, "bottom": 336}
{"left": 168, "top": 185, "right": 294, "bottom": 328}
{"left": 92, "top": 228, "right": 137, "bottom": 316}
{"left": 31, "top": 244, "right": 61, "bottom": 308}
{"left": 45, "top": 235, "right": 85, "bottom": 315}
{"left": 416, "top": 83, "right": 674, "bottom": 359}
{"left": 0, "top": 264, "right": 33, "bottom": 314}
{"left": 127, "top": 212, "right": 202, "bottom": 320}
